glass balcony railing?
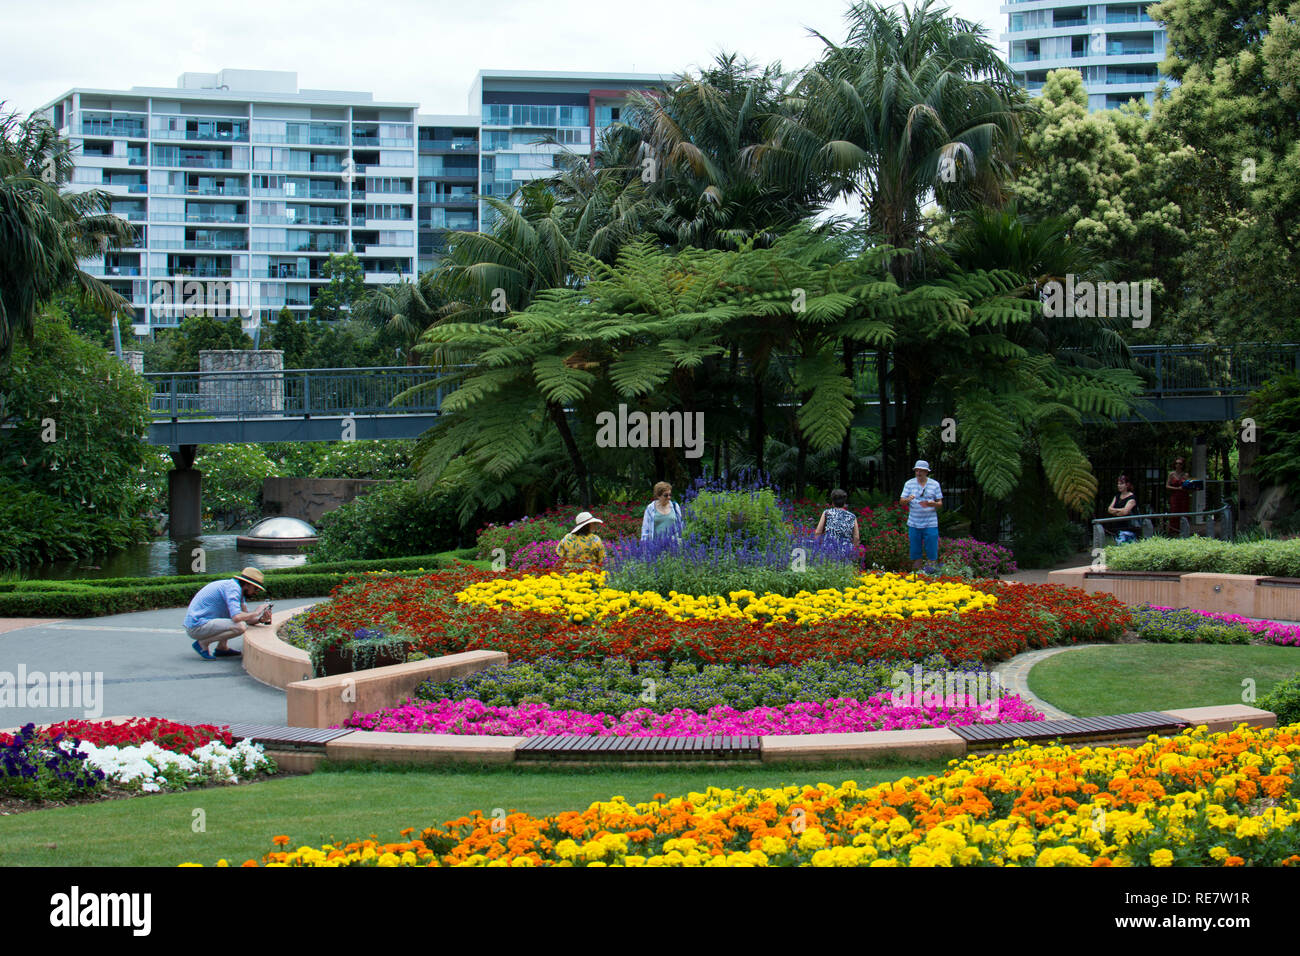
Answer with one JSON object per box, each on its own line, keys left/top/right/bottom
{"left": 159, "top": 156, "right": 239, "bottom": 170}
{"left": 419, "top": 139, "right": 478, "bottom": 151}
{"left": 184, "top": 213, "right": 243, "bottom": 224}
{"left": 152, "top": 127, "right": 249, "bottom": 142}
{"left": 185, "top": 237, "right": 248, "bottom": 250}
{"left": 1106, "top": 72, "right": 1159, "bottom": 84}
{"left": 1053, "top": 17, "right": 1088, "bottom": 27}
{"left": 81, "top": 119, "right": 147, "bottom": 138}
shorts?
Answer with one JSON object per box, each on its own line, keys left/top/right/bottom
{"left": 908, "top": 525, "right": 939, "bottom": 561}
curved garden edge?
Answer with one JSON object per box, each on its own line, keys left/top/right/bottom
{"left": 243, "top": 605, "right": 319, "bottom": 690}
{"left": 250, "top": 641, "right": 1279, "bottom": 771}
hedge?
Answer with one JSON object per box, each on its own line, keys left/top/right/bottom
{"left": 0, "top": 552, "right": 475, "bottom": 595}
{"left": 1103, "top": 537, "right": 1300, "bottom": 577}
{"left": 0, "top": 552, "right": 481, "bottom": 618}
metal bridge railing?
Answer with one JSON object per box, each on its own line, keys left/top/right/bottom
{"left": 145, "top": 366, "right": 470, "bottom": 420}
{"left": 1091, "top": 504, "right": 1234, "bottom": 553}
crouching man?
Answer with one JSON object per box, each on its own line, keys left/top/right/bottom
{"left": 184, "top": 566, "right": 272, "bottom": 660}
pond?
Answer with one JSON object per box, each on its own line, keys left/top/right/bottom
{"left": 32, "top": 534, "right": 309, "bottom": 581}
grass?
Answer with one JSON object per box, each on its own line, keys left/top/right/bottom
{"left": 1028, "top": 644, "right": 1300, "bottom": 717}
{"left": 0, "top": 758, "right": 951, "bottom": 867}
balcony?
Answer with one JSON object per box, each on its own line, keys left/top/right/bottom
{"left": 185, "top": 212, "right": 243, "bottom": 224}
{"left": 1106, "top": 72, "right": 1159, "bottom": 85}
{"left": 185, "top": 236, "right": 248, "bottom": 251}
{"left": 80, "top": 117, "right": 147, "bottom": 138}
{"left": 165, "top": 156, "right": 239, "bottom": 170}
{"left": 419, "top": 139, "right": 478, "bottom": 152}
{"left": 251, "top": 240, "right": 348, "bottom": 253}
{"left": 152, "top": 127, "right": 249, "bottom": 143}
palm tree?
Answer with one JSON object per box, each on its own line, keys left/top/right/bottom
{"left": 619, "top": 53, "right": 832, "bottom": 252}
{"left": 0, "top": 109, "right": 134, "bottom": 364}
{"left": 761, "top": 0, "right": 1028, "bottom": 489}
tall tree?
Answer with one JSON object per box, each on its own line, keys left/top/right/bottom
{"left": 0, "top": 109, "right": 134, "bottom": 366}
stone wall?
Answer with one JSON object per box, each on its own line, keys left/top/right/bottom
{"left": 199, "top": 349, "right": 283, "bottom": 415}
{"left": 262, "top": 477, "right": 394, "bottom": 524}
{"left": 119, "top": 351, "right": 143, "bottom": 375}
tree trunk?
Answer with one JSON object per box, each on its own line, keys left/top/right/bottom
{"left": 752, "top": 372, "right": 766, "bottom": 474}
{"left": 548, "top": 402, "right": 591, "bottom": 509}
{"left": 877, "top": 346, "right": 890, "bottom": 493}
{"left": 839, "top": 340, "right": 854, "bottom": 491}
{"left": 795, "top": 429, "right": 808, "bottom": 501}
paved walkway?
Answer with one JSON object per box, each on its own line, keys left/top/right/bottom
{"left": 0, "top": 599, "right": 324, "bottom": 729}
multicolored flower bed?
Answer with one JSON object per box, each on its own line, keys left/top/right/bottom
{"left": 412, "top": 656, "right": 973, "bottom": 716}
{"left": 340, "top": 692, "right": 1043, "bottom": 736}
{"left": 291, "top": 568, "right": 1131, "bottom": 667}
{"left": 1, "top": 719, "right": 275, "bottom": 802}
{"left": 194, "top": 722, "right": 1300, "bottom": 867}
{"left": 1135, "top": 606, "right": 1300, "bottom": 648}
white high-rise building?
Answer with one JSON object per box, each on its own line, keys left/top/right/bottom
{"left": 36, "top": 69, "right": 418, "bottom": 334}
{"left": 1000, "top": 2, "right": 1169, "bottom": 110}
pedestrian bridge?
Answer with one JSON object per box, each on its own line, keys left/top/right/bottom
{"left": 145, "top": 343, "right": 1300, "bottom": 446}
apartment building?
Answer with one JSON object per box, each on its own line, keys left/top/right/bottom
{"left": 37, "top": 68, "right": 671, "bottom": 328}
{"left": 470, "top": 70, "right": 668, "bottom": 231}
{"left": 1000, "top": 1, "right": 1168, "bottom": 110}
{"left": 37, "top": 69, "right": 418, "bottom": 333}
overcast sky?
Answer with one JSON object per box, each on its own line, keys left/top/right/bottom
{"left": 4, "top": 0, "right": 1007, "bottom": 117}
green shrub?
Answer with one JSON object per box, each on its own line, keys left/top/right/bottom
{"left": 607, "top": 557, "right": 863, "bottom": 598}
{"left": 684, "top": 489, "right": 788, "bottom": 549}
{"left": 311, "top": 482, "right": 465, "bottom": 562}
{"left": 1260, "top": 672, "right": 1300, "bottom": 725}
{"left": 1104, "top": 537, "right": 1300, "bottom": 576}
{"left": 0, "top": 569, "right": 434, "bottom": 617}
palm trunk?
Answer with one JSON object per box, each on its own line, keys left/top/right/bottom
{"left": 752, "top": 372, "right": 766, "bottom": 474}
{"left": 839, "top": 340, "right": 855, "bottom": 491}
{"left": 548, "top": 402, "right": 591, "bottom": 509}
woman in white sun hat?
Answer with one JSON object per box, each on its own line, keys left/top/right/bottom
{"left": 900, "top": 460, "right": 943, "bottom": 572}
{"left": 556, "top": 511, "right": 606, "bottom": 569}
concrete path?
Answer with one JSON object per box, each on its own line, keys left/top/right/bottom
{"left": 0, "top": 599, "right": 324, "bottom": 729}
{"left": 991, "top": 645, "right": 1107, "bottom": 720}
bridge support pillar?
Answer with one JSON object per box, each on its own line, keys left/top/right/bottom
{"left": 168, "top": 444, "right": 202, "bottom": 539}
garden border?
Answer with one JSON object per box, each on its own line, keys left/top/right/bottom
{"left": 1048, "top": 568, "right": 1300, "bottom": 620}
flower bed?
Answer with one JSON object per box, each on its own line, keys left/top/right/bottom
{"left": 289, "top": 569, "right": 1132, "bottom": 667}
{"left": 1135, "top": 606, "right": 1300, "bottom": 647}
{"left": 0, "top": 717, "right": 234, "bottom": 750}
{"left": 1, "top": 719, "right": 275, "bottom": 803}
{"left": 339, "top": 692, "right": 1043, "bottom": 736}
{"left": 196, "top": 722, "right": 1300, "bottom": 867}
{"left": 413, "top": 656, "right": 970, "bottom": 716}
{"left": 456, "top": 570, "right": 996, "bottom": 625}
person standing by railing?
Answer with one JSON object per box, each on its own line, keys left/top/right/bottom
{"left": 1166, "top": 457, "right": 1190, "bottom": 534}
{"left": 1106, "top": 475, "right": 1140, "bottom": 542}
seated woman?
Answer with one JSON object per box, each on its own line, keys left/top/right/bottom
{"left": 555, "top": 511, "right": 606, "bottom": 569}
{"left": 1106, "top": 475, "right": 1140, "bottom": 542}
{"left": 813, "top": 488, "right": 861, "bottom": 549}
{"left": 640, "top": 481, "right": 683, "bottom": 541}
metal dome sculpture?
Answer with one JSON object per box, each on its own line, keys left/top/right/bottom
{"left": 235, "top": 516, "right": 318, "bottom": 551}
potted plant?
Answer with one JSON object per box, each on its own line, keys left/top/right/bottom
{"left": 312, "top": 627, "right": 411, "bottom": 678}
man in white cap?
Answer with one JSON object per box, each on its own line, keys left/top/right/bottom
{"left": 900, "top": 461, "right": 943, "bottom": 572}
{"left": 183, "top": 567, "right": 272, "bottom": 660}
{"left": 555, "top": 511, "right": 606, "bottom": 569}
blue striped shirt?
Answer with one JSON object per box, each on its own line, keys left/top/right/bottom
{"left": 901, "top": 478, "right": 942, "bottom": 528}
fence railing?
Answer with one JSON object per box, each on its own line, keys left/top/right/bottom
{"left": 145, "top": 366, "right": 468, "bottom": 420}
{"left": 1091, "top": 504, "right": 1234, "bottom": 552}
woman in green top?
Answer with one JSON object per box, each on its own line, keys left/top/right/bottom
{"left": 640, "top": 481, "right": 683, "bottom": 541}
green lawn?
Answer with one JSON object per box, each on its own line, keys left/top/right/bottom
{"left": 0, "top": 758, "right": 951, "bottom": 867}
{"left": 1028, "top": 644, "right": 1300, "bottom": 717}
